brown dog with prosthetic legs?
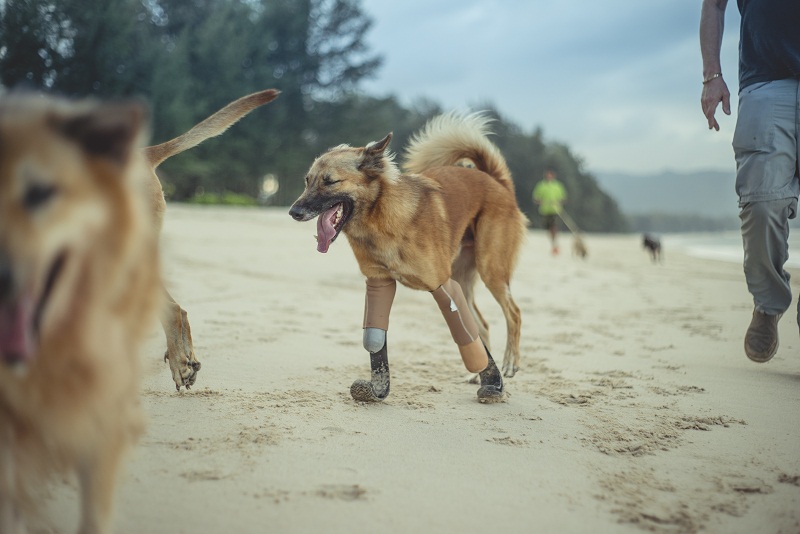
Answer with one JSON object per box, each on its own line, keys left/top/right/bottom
{"left": 289, "top": 112, "right": 525, "bottom": 403}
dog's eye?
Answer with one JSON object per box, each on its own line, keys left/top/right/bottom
{"left": 23, "top": 183, "right": 58, "bottom": 210}
{"left": 322, "top": 176, "right": 340, "bottom": 186}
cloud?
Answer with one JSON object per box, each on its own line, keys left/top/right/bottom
{"left": 358, "top": 0, "right": 742, "bottom": 174}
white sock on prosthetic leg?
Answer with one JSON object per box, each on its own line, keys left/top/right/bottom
{"left": 431, "top": 279, "right": 504, "bottom": 402}
{"left": 363, "top": 328, "right": 386, "bottom": 353}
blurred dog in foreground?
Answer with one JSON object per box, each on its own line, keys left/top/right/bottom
{"left": 0, "top": 94, "right": 161, "bottom": 532}
{"left": 143, "top": 88, "right": 279, "bottom": 390}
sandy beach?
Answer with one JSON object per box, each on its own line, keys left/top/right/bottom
{"left": 42, "top": 204, "right": 799, "bottom": 534}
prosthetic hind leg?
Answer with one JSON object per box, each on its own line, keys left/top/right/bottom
{"left": 431, "top": 279, "right": 504, "bottom": 402}
{"left": 350, "top": 278, "right": 396, "bottom": 402}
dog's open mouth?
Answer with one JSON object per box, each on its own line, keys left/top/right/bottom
{"left": 0, "top": 293, "right": 34, "bottom": 367}
{"left": 315, "top": 202, "right": 351, "bottom": 253}
{"left": 0, "top": 252, "right": 66, "bottom": 366}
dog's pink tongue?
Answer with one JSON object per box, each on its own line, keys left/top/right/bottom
{"left": 0, "top": 296, "right": 35, "bottom": 365}
{"left": 316, "top": 205, "right": 339, "bottom": 254}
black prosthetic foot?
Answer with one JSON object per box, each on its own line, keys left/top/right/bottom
{"left": 350, "top": 340, "right": 390, "bottom": 402}
{"left": 477, "top": 350, "right": 505, "bottom": 403}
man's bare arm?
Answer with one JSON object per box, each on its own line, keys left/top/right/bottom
{"left": 700, "top": 0, "right": 731, "bottom": 131}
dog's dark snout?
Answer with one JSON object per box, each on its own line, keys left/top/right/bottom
{"left": 288, "top": 205, "right": 306, "bottom": 221}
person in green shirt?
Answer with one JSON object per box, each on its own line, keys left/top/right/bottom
{"left": 533, "top": 167, "right": 567, "bottom": 255}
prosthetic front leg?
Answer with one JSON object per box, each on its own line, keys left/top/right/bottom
{"left": 431, "top": 279, "right": 504, "bottom": 402}
{"left": 350, "top": 278, "right": 397, "bottom": 402}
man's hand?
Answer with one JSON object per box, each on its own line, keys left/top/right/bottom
{"left": 701, "top": 76, "right": 731, "bottom": 131}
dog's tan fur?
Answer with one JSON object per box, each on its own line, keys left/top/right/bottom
{"left": 290, "top": 112, "right": 527, "bottom": 377}
{"left": 143, "top": 89, "right": 279, "bottom": 390}
{"left": 0, "top": 94, "right": 160, "bottom": 532}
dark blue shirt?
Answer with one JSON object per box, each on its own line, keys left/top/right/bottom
{"left": 737, "top": 0, "right": 800, "bottom": 91}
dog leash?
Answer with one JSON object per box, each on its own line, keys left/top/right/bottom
{"left": 557, "top": 208, "right": 581, "bottom": 236}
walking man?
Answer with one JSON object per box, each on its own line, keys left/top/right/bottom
{"left": 700, "top": 0, "right": 800, "bottom": 362}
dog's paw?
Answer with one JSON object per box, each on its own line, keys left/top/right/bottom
{"left": 501, "top": 361, "right": 518, "bottom": 378}
{"left": 164, "top": 350, "right": 201, "bottom": 391}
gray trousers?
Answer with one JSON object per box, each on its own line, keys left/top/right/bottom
{"left": 733, "top": 79, "right": 800, "bottom": 320}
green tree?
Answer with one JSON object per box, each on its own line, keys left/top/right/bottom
{"left": 146, "top": 0, "right": 271, "bottom": 198}
{"left": 0, "top": 0, "right": 67, "bottom": 88}
{"left": 54, "top": 0, "right": 157, "bottom": 96}
{"left": 1, "top": 0, "right": 159, "bottom": 96}
{"left": 147, "top": 0, "right": 382, "bottom": 202}
{"left": 0, "top": 0, "right": 383, "bottom": 202}
{"left": 307, "top": 0, "right": 382, "bottom": 98}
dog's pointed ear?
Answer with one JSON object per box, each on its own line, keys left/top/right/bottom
{"left": 52, "top": 100, "right": 148, "bottom": 166}
{"left": 365, "top": 132, "right": 392, "bottom": 156}
{"left": 359, "top": 132, "right": 392, "bottom": 177}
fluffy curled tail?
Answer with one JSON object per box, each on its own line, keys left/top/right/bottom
{"left": 144, "top": 88, "right": 279, "bottom": 168}
{"left": 402, "top": 111, "right": 513, "bottom": 190}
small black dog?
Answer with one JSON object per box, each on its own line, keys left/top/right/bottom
{"left": 642, "top": 234, "right": 662, "bottom": 262}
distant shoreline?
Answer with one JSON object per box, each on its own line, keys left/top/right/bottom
{"left": 665, "top": 231, "right": 800, "bottom": 268}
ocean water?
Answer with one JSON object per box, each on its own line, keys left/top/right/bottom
{"left": 666, "top": 231, "right": 800, "bottom": 269}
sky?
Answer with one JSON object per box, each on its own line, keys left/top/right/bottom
{"left": 357, "top": 0, "right": 743, "bottom": 176}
